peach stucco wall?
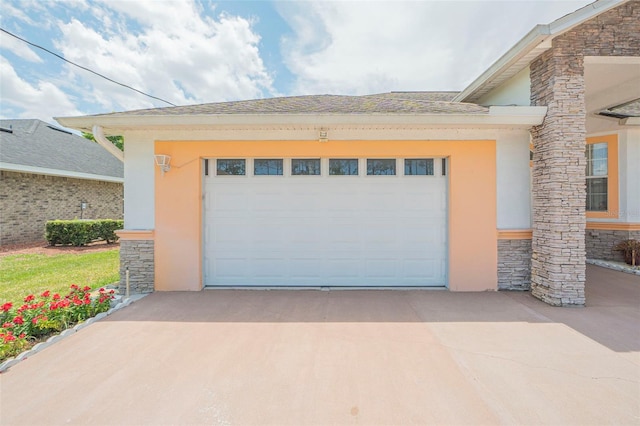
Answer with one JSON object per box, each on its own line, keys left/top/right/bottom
{"left": 154, "top": 140, "right": 497, "bottom": 292}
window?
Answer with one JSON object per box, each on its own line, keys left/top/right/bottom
{"left": 254, "top": 159, "right": 283, "bottom": 175}
{"left": 329, "top": 159, "right": 358, "bottom": 175}
{"left": 292, "top": 159, "right": 321, "bottom": 175}
{"left": 404, "top": 159, "right": 434, "bottom": 176}
{"left": 585, "top": 143, "right": 608, "bottom": 211}
{"left": 367, "top": 159, "right": 396, "bottom": 175}
{"left": 585, "top": 134, "right": 618, "bottom": 218}
{"left": 216, "top": 159, "right": 246, "bottom": 175}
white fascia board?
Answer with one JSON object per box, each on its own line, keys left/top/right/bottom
{"left": 454, "top": 0, "right": 626, "bottom": 103}
{"left": 620, "top": 117, "right": 640, "bottom": 126}
{"left": 0, "top": 162, "right": 124, "bottom": 183}
{"left": 453, "top": 26, "right": 550, "bottom": 103}
{"left": 56, "top": 107, "right": 547, "bottom": 133}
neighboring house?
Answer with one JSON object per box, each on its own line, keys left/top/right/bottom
{"left": 0, "top": 119, "right": 124, "bottom": 246}
{"left": 57, "top": 0, "right": 639, "bottom": 306}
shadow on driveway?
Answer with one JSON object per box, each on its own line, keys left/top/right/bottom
{"left": 1, "top": 265, "right": 637, "bottom": 425}
{"left": 112, "top": 265, "right": 639, "bottom": 353}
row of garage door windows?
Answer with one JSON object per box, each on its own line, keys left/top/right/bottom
{"left": 208, "top": 158, "right": 447, "bottom": 177}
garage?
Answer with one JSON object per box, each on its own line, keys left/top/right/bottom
{"left": 203, "top": 157, "right": 448, "bottom": 288}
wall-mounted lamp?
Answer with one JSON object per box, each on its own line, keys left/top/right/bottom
{"left": 80, "top": 201, "right": 87, "bottom": 219}
{"left": 154, "top": 154, "right": 171, "bottom": 175}
{"left": 319, "top": 128, "right": 329, "bottom": 143}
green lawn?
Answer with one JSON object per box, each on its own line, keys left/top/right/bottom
{"left": 0, "top": 249, "right": 119, "bottom": 306}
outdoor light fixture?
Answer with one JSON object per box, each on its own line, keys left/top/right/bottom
{"left": 319, "top": 128, "right": 329, "bottom": 143}
{"left": 80, "top": 201, "right": 87, "bottom": 220}
{"left": 154, "top": 154, "right": 171, "bottom": 175}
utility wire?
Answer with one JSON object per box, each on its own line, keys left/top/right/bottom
{"left": 1, "top": 27, "right": 177, "bottom": 107}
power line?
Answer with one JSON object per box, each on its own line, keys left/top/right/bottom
{"left": 1, "top": 27, "right": 177, "bottom": 107}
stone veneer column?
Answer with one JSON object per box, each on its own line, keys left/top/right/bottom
{"left": 530, "top": 47, "right": 587, "bottom": 306}
{"left": 117, "top": 231, "right": 155, "bottom": 294}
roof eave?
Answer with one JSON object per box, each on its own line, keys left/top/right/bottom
{"left": 0, "top": 162, "right": 124, "bottom": 183}
{"left": 55, "top": 107, "right": 547, "bottom": 133}
{"left": 453, "top": 0, "right": 628, "bottom": 104}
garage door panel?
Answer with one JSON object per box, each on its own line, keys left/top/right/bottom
{"left": 204, "top": 158, "right": 447, "bottom": 287}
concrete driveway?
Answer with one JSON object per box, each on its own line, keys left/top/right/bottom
{"left": 1, "top": 265, "right": 638, "bottom": 425}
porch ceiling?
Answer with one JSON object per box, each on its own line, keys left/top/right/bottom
{"left": 585, "top": 57, "right": 640, "bottom": 134}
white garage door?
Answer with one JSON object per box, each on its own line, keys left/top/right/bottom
{"left": 204, "top": 158, "right": 447, "bottom": 287}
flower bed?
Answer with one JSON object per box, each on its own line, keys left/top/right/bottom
{"left": 1, "top": 285, "right": 115, "bottom": 362}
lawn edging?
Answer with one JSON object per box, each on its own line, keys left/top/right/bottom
{"left": 0, "top": 294, "right": 148, "bottom": 373}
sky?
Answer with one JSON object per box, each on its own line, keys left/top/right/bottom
{"left": 0, "top": 0, "right": 594, "bottom": 125}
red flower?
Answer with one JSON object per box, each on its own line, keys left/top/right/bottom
{"left": 73, "top": 299, "right": 83, "bottom": 306}
{"left": 109, "top": 290, "right": 115, "bottom": 294}
{"left": 19, "top": 333, "right": 26, "bottom": 338}
{"left": 41, "top": 290, "right": 51, "bottom": 298}
{"left": 70, "top": 284, "right": 79, "bottom": 290}
{"left": 83, "top": 286, "right": 91, "bottom": 292}
{"left": 1, "top": 302, "right": 12, "bottom": 312}
{"left": 2, "top": 322, "right": 13, "bottom": 328}
{"left": 99, "top": 288, "right": 105, "bottom": 292}
{"left": 24, "top": 294, "right": 35, "bottom": 303}
{"left": 3, "top": 333, "right": 16, "bottom": 343}
{"left": 53, "top": 294, "right": 61, "bottom": 301}
{"left": 13, "top": 316, "right": 24, "bottom": 325}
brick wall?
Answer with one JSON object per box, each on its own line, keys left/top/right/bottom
{"left": 529, "top": 1, "right": 640, "bottom": 306}
{"left": 498, "top": 239, "right": 532, "bottom": 290}
{"left": 0, "top": 171, "right": 123, "bottom": 246}
{"left": 119, "top": 239, "right": 154, "bottom": 294}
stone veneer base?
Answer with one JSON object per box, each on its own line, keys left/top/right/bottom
{"left": 498, "top": 239, "right": 532, "bottom": 290}
{"left": 119, "top": 239, "right": 155, "bottom": 294}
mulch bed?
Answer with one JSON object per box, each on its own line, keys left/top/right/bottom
{"left": 0, "top": 241, "right": 119, "bottom": 257}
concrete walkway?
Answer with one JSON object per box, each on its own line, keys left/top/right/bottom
{"left": 1, "top": 265, "right": 638, "bottom": 425}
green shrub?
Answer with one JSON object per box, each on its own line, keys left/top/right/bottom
{"left": 45, "top": 220, "right": 124, "bottom": 246}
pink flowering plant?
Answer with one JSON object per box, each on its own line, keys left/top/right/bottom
{"left": 0, "top": 286, "right": 115, "bottom": 361}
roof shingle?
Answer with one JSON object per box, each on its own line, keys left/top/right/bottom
{"left": 0, "top": 119, "right": 123, "bottom": 179}
{"left": 86, "top": 91, "right": 487, "bottom": 117}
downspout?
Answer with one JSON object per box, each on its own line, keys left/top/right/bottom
{"left": 93, "top": 125, "right": 124, "bottom": 162}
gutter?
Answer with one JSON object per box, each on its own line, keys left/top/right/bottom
{"left": 0, "top": 162, "right": 124, "bottom": 183}
{"left": 93, "top": 125, "right": 124, "bottom": 162}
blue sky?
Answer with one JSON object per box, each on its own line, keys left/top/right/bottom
{"left": 1, "top": 0, "right": 593, "bottom": 125}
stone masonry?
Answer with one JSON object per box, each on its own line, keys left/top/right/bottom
{"left": 119, "top": 239, "right": 154, "bottom": 294}
{"left": 529, "top": 1, "right": 639, "bottom": 306}
{"left": 586, "top": 229, "right": 640, "bottom": 262}
{"left": 0, "top": 171, "right": 123, "bottom": 246}
{"left": 498, "top": 239, "right": 532, "bottom": 290}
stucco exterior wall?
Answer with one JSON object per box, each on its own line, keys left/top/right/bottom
{"left": 0, "top": 171, "right": 123, "bottom": 246}
{"left": 477, "top": 67, "right": 531, "bottom": 107}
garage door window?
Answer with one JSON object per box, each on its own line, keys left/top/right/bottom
{"left": 255, "top": 159, "right": 283, "bottom": 175}
{"left": 405, "top": 159, "right": 434, "bottom": 176}
{"left": 367, "top": 159, "right": 396, "bottom": 175}
{"left": 292, "top": 159, "right": 321, "bottom": 175}
{"left": 329, "top": 159, "right": 358, "bottom": 175}
{"left": 216, "top": 159, "right": 246, "bottom": 176}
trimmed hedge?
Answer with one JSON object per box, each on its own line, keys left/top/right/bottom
{"left": 45, "top": 219, "right": 124, "bottom": 246}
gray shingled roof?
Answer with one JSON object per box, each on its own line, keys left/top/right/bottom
{"left": 89, "top": 91, "right": 486, "bottom": 117}
{"left": 0, "top": 119, "right": 123, "bottom": 179}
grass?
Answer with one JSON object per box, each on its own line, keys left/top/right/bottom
{"left": 0, "top": 249, "right": 119, "bottom": 306}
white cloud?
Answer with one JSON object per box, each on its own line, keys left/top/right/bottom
{"left": 52, "top": 0, "right": 275, "bottom": 111}
{"left": 277, "top": 1, "right": 593, "bottom": 95}
{"left": 0, "top": 30, "right": 43, "bottom": 63}
{"left": 0, "top": 56, "right": 82, "bottom": 123}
